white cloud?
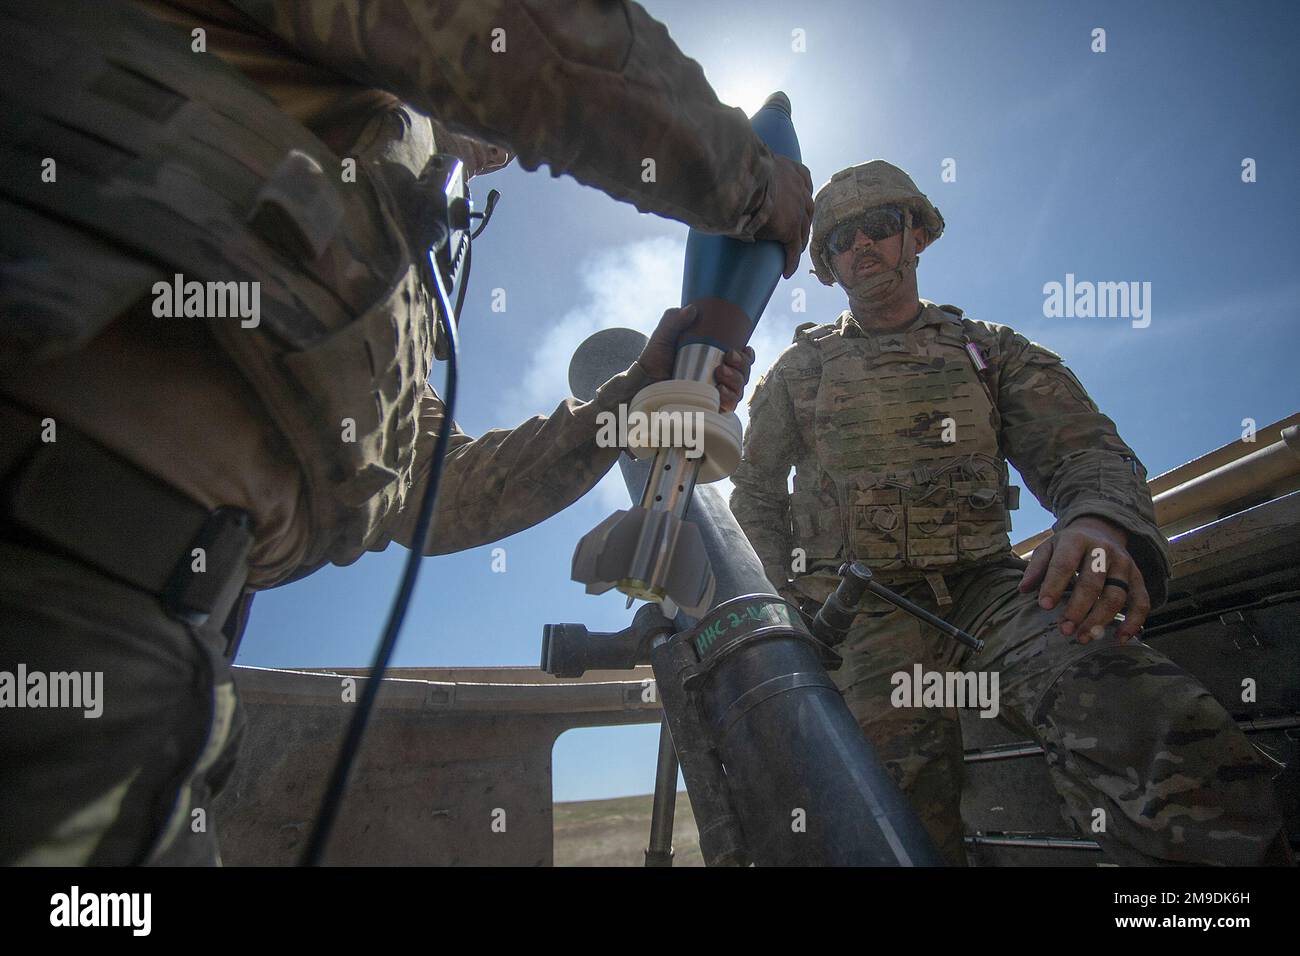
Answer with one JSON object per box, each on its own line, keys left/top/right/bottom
{"left": 505, "top": 237, "right": 686, "bottom": 420}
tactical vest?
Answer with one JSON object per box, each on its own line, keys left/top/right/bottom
{"left": 787, "top": 306, "right": 1019, "bottom": 578}
{"left": 0, "top": 0, "right": 444, "bottom": 571}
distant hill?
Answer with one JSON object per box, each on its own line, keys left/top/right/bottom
{"left": 553, "top": 792, "right": 703, "bottom": 867}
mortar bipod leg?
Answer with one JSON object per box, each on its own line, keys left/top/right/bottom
{"left": 644, "top": 714, "right": 678, "bottom": 867}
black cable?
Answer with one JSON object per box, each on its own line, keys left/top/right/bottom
{"left": 300, "top": 254, "right": 461, "bottom": 866}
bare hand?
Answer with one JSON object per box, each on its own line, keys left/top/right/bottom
{"left": 637, "top": 304, "right": 756, "bottom": 414}
{"left": 429, "top": 121, "right": 514, "bottom": 179}
{"left": 1018, "top": 515, "right": 1151, "bottom": 643}
{"left": 753, "top": 155, "right": 815, "bottom": 279}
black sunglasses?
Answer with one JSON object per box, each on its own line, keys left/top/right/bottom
{"left": 825, "top": 206, "right": 906, "bottom": 256}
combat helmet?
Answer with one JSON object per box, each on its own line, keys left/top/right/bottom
{"left": 809, "top": 161, "right": 945, "bottom": 286}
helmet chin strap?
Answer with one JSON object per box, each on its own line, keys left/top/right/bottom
{"left": 837, "top": 207, "right": 918, "bottom": 303}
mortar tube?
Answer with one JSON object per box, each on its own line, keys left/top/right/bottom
{"left": 618, "top": 455, "right": 944, "bottom": 866}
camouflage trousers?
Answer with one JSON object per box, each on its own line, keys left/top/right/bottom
{"left": 0, "top": 535, "right": 243, "bottom": 865}
{"left": 798, "top": 560, "right": 1288, "bottom": 866}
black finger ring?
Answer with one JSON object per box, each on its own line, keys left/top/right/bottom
{"left": 1103, "top": 577, "right": 1129, "bottom": 592}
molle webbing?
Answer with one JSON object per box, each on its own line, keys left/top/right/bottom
{"left": 0, "top": 0, "right": 400, "bottom": 351}
{"left": 788, "top": 312, "right": 1017, "bottom": 574}
{"left": 0, "top": 0, "right": 441, "bottom": 572}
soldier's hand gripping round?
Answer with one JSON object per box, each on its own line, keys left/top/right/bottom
{"left": 754, "top": 155, "right": 816, "bottom": 279}
{"left": 637, "top": 304, "right": 756, "bottom": 413}
{"left": 1018, "top": 514, "right": 1153, "bottom": 643}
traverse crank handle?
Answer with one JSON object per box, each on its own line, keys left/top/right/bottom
{"left": 812, "top": 561, "right": 984, "bottom": 653}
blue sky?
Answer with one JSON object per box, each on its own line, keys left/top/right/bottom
{"left": 236, "top": 0, "right": 1300, "bottom": 803}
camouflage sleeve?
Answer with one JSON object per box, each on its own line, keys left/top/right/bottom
{"left": 988, "top": 325, "right": 1172, "bottom": 607}
{"left": 729, "top": 360, "right": 800, "bottom": 591}
{"left": 380, "top": 362, "right": 653, "bottom": 555}
{"left": 227, "top": 0, "right": 778, "bottom": 238}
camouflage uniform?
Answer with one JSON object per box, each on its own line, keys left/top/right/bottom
{"left": 733, "top": 160, "right": 1286, "bottom": 865}
{"left": 731, "top": 302, "right": 1289, "bottom": 866}
{"left": 0, "top": 0, "right": 781, "bottom": 864}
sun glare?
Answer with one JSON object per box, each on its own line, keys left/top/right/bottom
{"left": 709, "top": 65, "right": 784, "bottom": 117}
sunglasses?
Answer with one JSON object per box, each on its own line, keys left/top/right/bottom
{"left": 825, "top": 206, "right": 906, "bottom": 256}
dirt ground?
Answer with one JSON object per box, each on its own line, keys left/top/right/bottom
{"left": 553, "top": 792, "right": 703, "bottom": 867}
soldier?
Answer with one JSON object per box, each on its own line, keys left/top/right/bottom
{"left": 0, "top": 0, "right": 812, "bottom": 865}
{"left": 730, "top": 160, "right": 1290, "bottom": 866}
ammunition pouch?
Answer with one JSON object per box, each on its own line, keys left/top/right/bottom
{"left": 843, "top": 454, "right": 1018, "bottom": 571}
